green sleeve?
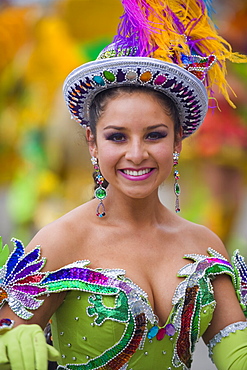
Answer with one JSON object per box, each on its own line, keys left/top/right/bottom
{"left": 210, "top": 324, "right": 247, "bottom": 370}
{"left": 0, "top": 237, "right": 10, "bottom": 268}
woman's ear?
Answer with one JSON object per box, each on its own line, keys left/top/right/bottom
{"left": 174, "top": 138, "right": 182, "bottom": 154}
{"left": 174, "top": 127, "right": 183, "bottom": 154}
{"left": 86, "top": 127, "right": 97, "bottom": 157}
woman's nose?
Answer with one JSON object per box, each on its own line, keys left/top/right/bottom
{"left": 125, "top": 140, "right": 149, "bottom": 164}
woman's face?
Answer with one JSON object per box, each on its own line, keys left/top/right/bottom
{"left": 87, "top": 91, "right": 182, "bottom": 199}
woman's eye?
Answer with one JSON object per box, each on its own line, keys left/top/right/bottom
{"left": 106, "top": 133, "right": 126, "bottom": 142}
{"left": 146, "top": 132, "right": 167, "bottom": 140}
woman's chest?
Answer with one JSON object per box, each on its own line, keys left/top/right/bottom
{"left": 78, "top": 241, "right": 188, "bottom": 327}
{"left": 51, "top": 266, "right": 215, "bottom": 370}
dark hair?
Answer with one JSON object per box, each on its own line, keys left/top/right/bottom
{"left": 89, "top": 86, "right": 181, "bottom": 190}
{"left": 89, "top": 85, "right": 181, "bottom": 140}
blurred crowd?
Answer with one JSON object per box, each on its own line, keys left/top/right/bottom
{"left": 0, "top": 0, "right": 122, "bottom": 243}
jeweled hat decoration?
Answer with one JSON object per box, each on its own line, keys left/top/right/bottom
{"left": 63, "top": 0, "right": 247, "bottom": 139}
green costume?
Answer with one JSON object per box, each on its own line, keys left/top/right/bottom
{"left": 0, "top": 239, "right": 247, "bottom": 369}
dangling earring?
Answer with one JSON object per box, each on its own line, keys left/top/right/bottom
{"left": 173, "top": 151, "right": 180, "bottom": 213}
{"left": 91, "top": 156, "right": 107, "bottom": 217}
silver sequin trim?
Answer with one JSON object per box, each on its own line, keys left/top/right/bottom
{"left": 207, "top": 320, "right": 247, "bottom": 360}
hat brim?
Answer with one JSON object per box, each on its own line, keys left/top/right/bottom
{"left": 63, "top": 57, "right": 208, "bottom": 138}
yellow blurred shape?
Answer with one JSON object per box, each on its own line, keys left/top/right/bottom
{"left": 58, "top": 0, "right": 123, "bottom": 40}
{"left": 25, "top": 16, "right": 82, "bottom": 98}
{"left": 0, "top": 7, "right": 32, "bottom": 71}
{"left": 38, "top": 170, "right": 60, "bottom": 196}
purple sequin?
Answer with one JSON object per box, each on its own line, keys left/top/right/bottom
{"left": 10, "top": 290, "right": 42, "bottom": 309}
{"left": 8, "top": 248, "right": 41, "bottom": 280}
{"left": 13, "top": 285, "right": 46, "bottom": 295}
{"left": 12, "top": 261, "right": 45, "bottom": 282}
{"left": 6, "top": 240, "right": 24, "bottom": 275}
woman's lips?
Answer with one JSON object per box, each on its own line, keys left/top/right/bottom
{"left": 118, "top": 168, "right": 155, "bottom": 181}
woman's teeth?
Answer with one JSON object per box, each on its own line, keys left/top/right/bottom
{"left": 122, "top": 169, "right": 152, "bottom": 176}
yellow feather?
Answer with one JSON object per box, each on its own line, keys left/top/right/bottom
{"left": 131, "top": 0, "right": 247, "bottom": 106}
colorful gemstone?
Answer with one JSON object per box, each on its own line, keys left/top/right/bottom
{"left": 154, "top": 74, "right": 167, "bottom": 85}
{"left": 0, "top": 318, "right": 12, "bottom": 327}
{"left": 0, "top": 288, "right": 8, "bottom": 303}
{"left": 96, "top": 200, "right": 106, "bottom": 217}
{"left": 95, "top": 187, "right": 107, "bottom": 200}
{"left": 103, "top": 70, "right": 116, "bottom": 82}
{"left": 126, "top": 71, "right": 137, "bottom": 81}
{"left": 96, "top": 174, "right": 104, "bottom": 183}
{"left": 163, "top": 77, "right": 176, "bottom": 88}
{"left": 156, "top": 328, "right": 166, "bottom": 341}
{"left": 147, "top": 325, "right": 159, "bottom": 339}
{"left": 93, "top": 76, "right": 105, "bottom": 86}
{"left": 181, "top": 54, "right": 190, "bottom": 64}
{"left": 0, "top": 318, "right": 14, "bottom": 333}
{"left": 174, "top": 183, "right": 180, "bottom": 196}
{"left": 117, "top": 69, "right": 125, "bottom": 82}
{"left": 140, "top": 71, "right": 152, "bottom": 83}
{"left": 174, "top": 170, "right": 180, "bottom": 180}
{"left": 165, "top": 323, "right": 176, "bottom": 336}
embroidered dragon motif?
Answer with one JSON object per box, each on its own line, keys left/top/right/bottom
{"left": 171, "top": 249, "right": 237, "bottom": 368}
{"left": 0, "top": 239, "right": 153, "bottom": 370}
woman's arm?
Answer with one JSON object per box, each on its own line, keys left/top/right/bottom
{"left": 0, "top": 226, "right": 69, "bottom": 370}
{"left": 0, "top": 291, "right": 66, "bottom": 330}
{"left": 0, "top": 291, "right": 65, "bottom": 370}
{"left": 191, "top": 224, "right": 247, "bottom": 369}
{"left": 203, "top": 274, "right": 247, "bottom": 370}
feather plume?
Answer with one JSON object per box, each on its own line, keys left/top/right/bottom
{"left": 114, "top": 0, "right": 247, "bottom": 107}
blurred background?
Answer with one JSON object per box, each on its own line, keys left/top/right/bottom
{"left": 0, "top": 0, "right": 247, "bottom": 258}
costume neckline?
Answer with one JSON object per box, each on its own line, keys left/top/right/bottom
{"left": 85, "top": 263, "right": 179, "bottom": 328}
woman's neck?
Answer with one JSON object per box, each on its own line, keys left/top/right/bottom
{"left": 103, "top": 186, "right": 168, "bottom": 227}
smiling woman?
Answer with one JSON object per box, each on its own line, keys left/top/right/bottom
{"left": 86, "top": 89, "right": 181, "bottom": 202}
{"left": 0, "top": 0, "right": 247, "bottom": 370}
{"left": 88, "top": 86, "right": 181, "bottom": 200}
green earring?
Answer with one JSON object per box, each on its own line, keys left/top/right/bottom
{"left": 91, "top": 156, "right": 107, "bottom": 217}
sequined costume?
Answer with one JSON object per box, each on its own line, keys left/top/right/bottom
{"left": 0, "top": 239, "right": 247, "bottom": 370}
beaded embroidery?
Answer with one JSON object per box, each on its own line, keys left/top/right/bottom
{"left": 1, "top": 239, "right": 247, "bottom": 369}
{"left": 63, "top": 56, "right": 208, "bottom": 139}
{"left": 231, "top": 250, "right": 247, "bottom": 315}
{"left": 43, "top": 266, "right": 153, "bottom": 369}
{"left": 0, "top": 239, "right": 46, "bottom": 319}
{"left": 207, "top": 320, "right": 247, "bottom": 360}
{"left": 170, "top": 248, "right": 236, "bottom": 368}
{"left": 181, "top": 54, "right": 216, "bottom": 82}
{"left": 0, "top": 239, "right": 155, "bottom": 370}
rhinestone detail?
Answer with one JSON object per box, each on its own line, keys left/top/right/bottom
{"left": 207, "top": 321, "right": 247, "bottom": 359}
{"left": 2, "top": 240, "right": 245, "bottom": 369}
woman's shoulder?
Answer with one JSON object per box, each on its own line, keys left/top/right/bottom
{"left": 176, "top": 215, "right": 229, "bottom": 260}
{"left": 25, "top": 200, "right": 97, "bottom": 271}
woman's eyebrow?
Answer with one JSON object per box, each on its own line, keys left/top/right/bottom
{"left": 103, "top": 124, "right": 169, "bottom": 131}
{"left": 146, "top": 124, "right": 169, "bottom": 130}
{"left": 103, "top": 125, "right": 125, "bottom": 131}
